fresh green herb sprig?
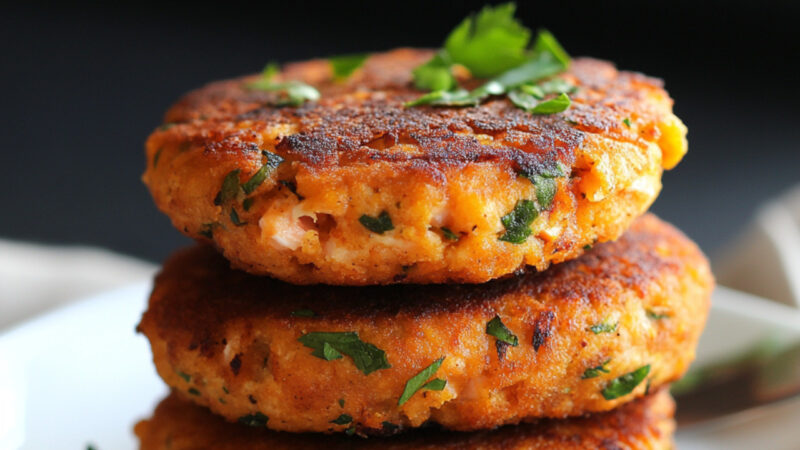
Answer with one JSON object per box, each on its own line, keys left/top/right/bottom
{"left": 589, "top": 320, "right": 618, "bottom": 334}
{"left": 407, "top": 4, "right": 573, "bottom": 115}
{"left": 398, "top": 357, "right": 447, "bottom": 406}
{"left": 246, "top": 62, "right": 320, "bottom": 106}
{"left": 298, "top": 331, "right": 391, "bottom": 375}
{"left": 329, "top": 53, "right": 369, "bottom": 80}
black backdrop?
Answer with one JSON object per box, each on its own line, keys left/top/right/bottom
{"left": 2, "top": 1, "right": 798, "bottom": 263}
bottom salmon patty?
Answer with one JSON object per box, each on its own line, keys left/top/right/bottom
{"left": 136, "top": 389, "right": 675, "bottom": 449}
{"left": 137, "top": 214, "right": 712, "bottom": 433}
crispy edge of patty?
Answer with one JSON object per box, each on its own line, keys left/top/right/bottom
{"left": 135, "top": 389, "right": 674, "bottom": 450}
{"left": 137, "top": 214, "right": 712, "bottom": 433}
{"left": 142, "top": 49, "right": 687, "bottom": 285}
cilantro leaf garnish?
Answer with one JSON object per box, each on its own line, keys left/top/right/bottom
{"left": 177, "top": 371, "right": 191, "bottom": 382}
{"left": 242, "top": 197, "right": 255, "bottom": 211}
{"left": 582, "top": 359, "right": 611, "bottom": 379}
{"left": 499, "top": 199, "right": 538, "bottom": 244}
{"left": 246, "top": 62, "right": 320, "bottom": 106}
{"left": 602, "top": 365, "right": 650, "bottom": 400}
{"left": 398, "top": 357, "right": 446, "bottom": 406}
{"left": 358, "top": 211, "right": 394, "bottom": 234}
{"left": 412, "top": 52, "right": 456, "bottom": 91}
{"left": 214, "top": 170, "right": 241, "bottom": 205}
{"left": 422, "top": 378, "right": 447, "bottom": 390}
{"left": 330, "top": 53, "right": 369, "bottom": 80}
{"left": 238, "top": 412, "right": 269, "bottom": 427}
{"left": 152, "top": 148, "right": 163, "bottom": 168}
{"left": 188, "top": 388, "right": 200, "bottom": 396}
{"left": 241, "top": 151, "right": 284, "bottom": 194}
{"left": 298, "top": 331, "right": 391, "bottom": 375}
{"left": 444, "top": 3, "right": 531, "bottom": 78}
{"left": 486, "top": 315, "right": 519, "bottom": 346}
{"left": 408, "top": 5, "right": 573, "bottom": 116}
{"left": 623, "top": 117, "right": 632, "bottom": 128}
{"left": 330, "top": 414, "right": 353, "bottom": 425}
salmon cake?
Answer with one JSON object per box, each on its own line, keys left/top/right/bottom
{"left": 136, "top": 389, "right": 675, "bottom": 449}
{"left": 137, "top": 214, "right": 711, "bottom": 433}
{"left": 142, "top": 48, "right": 687, "bottom": 285}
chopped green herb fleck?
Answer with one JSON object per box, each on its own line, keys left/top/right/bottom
{"left": 530, "top": 93, "right": 571, "bottom": 114}
{"left": 238, "top": 412, "right": 269, "bottom": 427}
{"left": 422, "top": 378, "right": 447, "bottom": 391}
{"left": 215, "top": 170, "right": 241, "bottom": 205}
{"left": 486, "top": 315, "right": 519, "bottom": 346}
{"left": 298, "top": 331, "right": 391, "bottom": 375}
{"left": 623, "top": 117, "right": 632, "bottom": 128}
{"left": 645, "top": 378, "right": 652, "bottom": 395}
{"left": 345, "top": 426, "right": 356, "bottom": 436}
{"left": 330, "top": 53, "right": 369, "bottom": 80}
{"left": 589, "top": 320, "right": 618, "bottom": 334}
{"left": 331, "top": 414, "right": 353, "bottom": 425}
{"left": 499, "top": 199, "right": 538, "bottom": 244}
{"left": 398, "top": 356, "right": 445, "bottom": 406}
{"left": 198, "top": 223, "right": 219, "bottom": 239}
{"left": 291, "top": 309, "right": 317, "bottom": 318}
{"left": 440, "top": 227, "right": 460, "bottom": 241}
{"left": 222, "top": 386, "right": 229, "bottom": 394}
{"left": 582, "top": 359, "right": 611, "bottom": 379}
{"left": 602, "top": 365, "right": 651, "bottom": 400}
{"left": 158, "top": 123, "right": 176, "bottom": 131}
{"left": 583, "top": 244, "right": 593, "bottom": 250}
{"left": 177, "top": 371, "right": 191, "bottom": 382}
{"left": 152, "top": 148, "right": 163, "bottom": 168}
{"left": 188, "top": 388, "right": 200, "bottom": 396}
{"left": 242, "top": 197, "right": 255, "bottom": 212}
{"left": 646, "top": 309, "right": 670, "bottom": 320}
{"left": 359, "top": 211, "right": 394, "bottom": 234}
{"left": 338, "top": 398, "right": 345, "bottom": 408}
{"left": 230, "top": 209, "right": 246, "bottom": 226}
{"left": 241, "top": 151, "right": 284, "bottom": 195}
{"left": 322, "top": 341, "right": 342, "bottom": 360}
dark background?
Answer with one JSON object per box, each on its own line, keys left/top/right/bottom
{"left": 2, "top": 1, "right": 798, "bottom": 264}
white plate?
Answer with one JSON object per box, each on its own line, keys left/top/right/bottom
{"left": 1, "top": 283, "right": 800, "bottom": 449}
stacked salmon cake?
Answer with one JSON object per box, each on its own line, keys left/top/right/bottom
{"left": 136, "top": 4, "right": 712, "bottom": 448}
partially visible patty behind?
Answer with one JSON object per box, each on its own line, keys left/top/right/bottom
{"left": 142, "top": 49, "right": 687, "bottom": 285}
{"left": 137, "top": 214, "right": 712, "bottom": 433}
{"left": 136, "top": 389, "right": 674, "bottom": 449}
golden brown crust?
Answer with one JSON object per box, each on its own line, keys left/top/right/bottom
{"left": 142, "top": 49, "right": 688, "bottom": 285}
{"left": 137, "top": 214, "right": 711, "bottom": 433}
{"left": 135, "top": 389, "right": 675, "bottom": 450}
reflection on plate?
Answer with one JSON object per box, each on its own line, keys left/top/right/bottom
{"left": 1, "top": 283, "right": 799, "bottom": 449}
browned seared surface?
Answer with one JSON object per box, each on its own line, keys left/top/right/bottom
{"left": 142, "top": 49, "right": 687, "bottom": 285}
{"left": 137, "top": 214, "right": 711, "bottom": 433}
{"left": 135, "top": 389, "right": 675, "bottom": 449}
